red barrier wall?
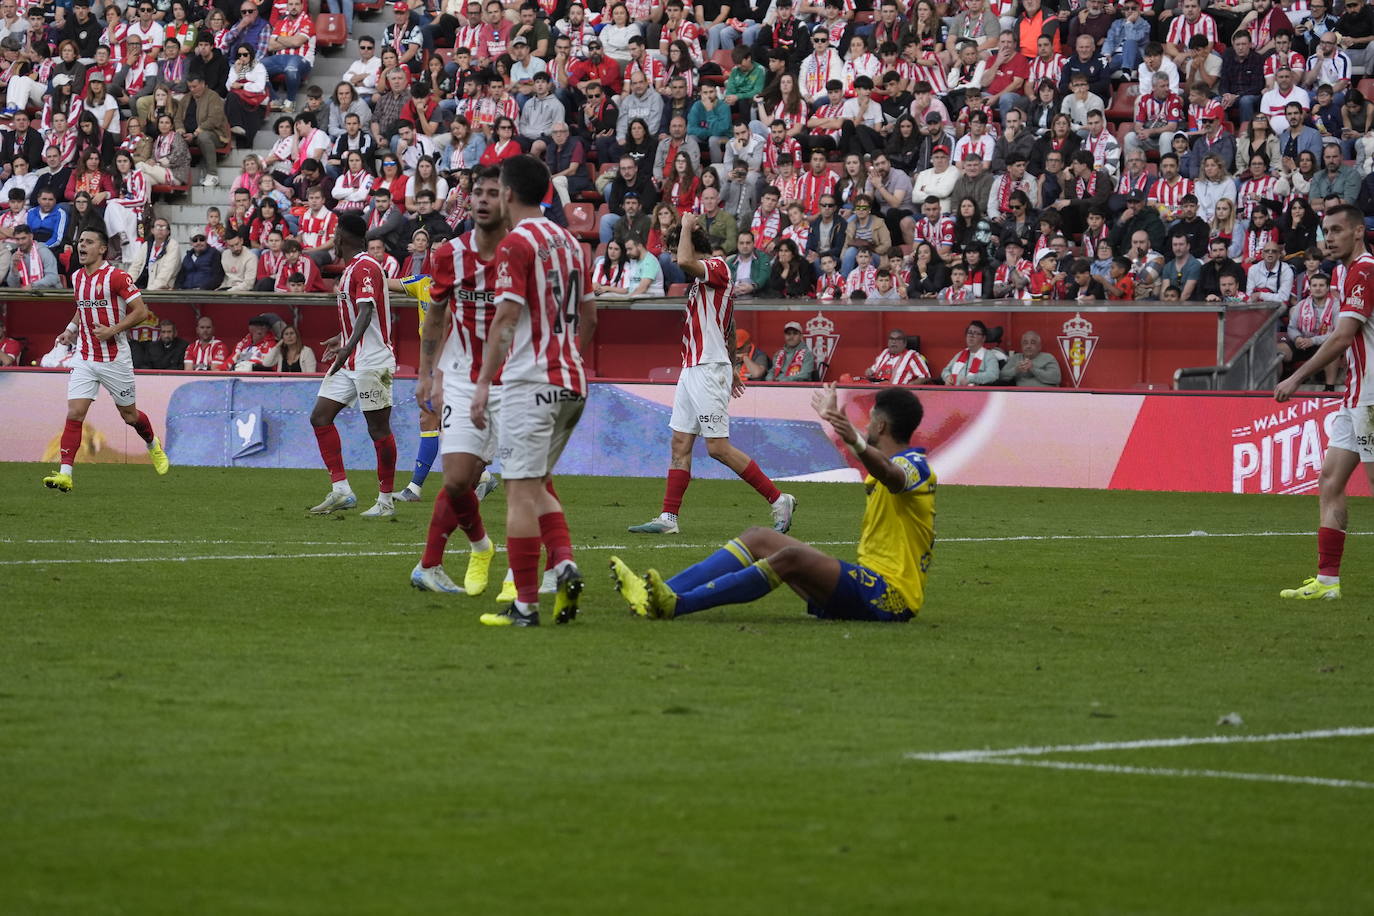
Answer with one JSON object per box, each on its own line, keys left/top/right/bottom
{"left": 1, "top": 296, "right": 1237, "bottom": 388}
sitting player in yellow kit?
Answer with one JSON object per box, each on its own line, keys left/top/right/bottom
{"left": 611, "top": 384, "right": 935, "bottom": 622}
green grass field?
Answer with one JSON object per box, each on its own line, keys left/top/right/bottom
{"left": 2, "top": 463, "right": 1372, "bottom": 915}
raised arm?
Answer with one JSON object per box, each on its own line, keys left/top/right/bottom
{"left": 810, "top": 382, "right": 907, "bottom": 493}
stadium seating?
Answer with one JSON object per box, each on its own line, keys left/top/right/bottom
{"left": 566, "top": 203, "right": 597, "bottom": 241}
{"left": 316, "top": 14, "right": 348, "bottom": 50}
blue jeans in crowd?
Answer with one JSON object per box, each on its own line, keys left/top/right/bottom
{"left": 600, "top": 213, "right": 621, "bottom": 244}
{"left": 263, "top": 54, "right": 312, "bottom": 103}
{"left": 325, "top": 0, "right": 352, "bottom": 33}
{"left": 657, "top": 251, "right": 685, "bottom": 285}
{"left": 1106, "top": 37, "right": 1142, "bottom": 74}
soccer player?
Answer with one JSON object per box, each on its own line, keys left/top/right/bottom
{"left": 627, "top": 212, "right": 797, "bottom": 536}
{"left": 409, "top": 166, "right": 507, "bottom": 595}
{"left": 308, "top": 213, "right": 399, "bottom": 518}
{"left": 1274, "top": 203, "right": 1374, "bottom": 601}
{"left": 470, "top": 155, "right": 597, "bottom": 627}
{"left": 394, "top": 274, "right": 443, "bottom": 504}
{"left": 610, "top": 385, "right": 933, "bottom": 622}
{"left": 42, "top": 228, "right": 170, "bottom": 492}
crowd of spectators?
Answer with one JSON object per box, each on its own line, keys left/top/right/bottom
{"left": 1, "top": 0, "right": 1372, "bottom": 382}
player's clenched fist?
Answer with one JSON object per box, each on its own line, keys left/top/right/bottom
{"left": 470, "top": 381, "right": 490, "bottom": 430}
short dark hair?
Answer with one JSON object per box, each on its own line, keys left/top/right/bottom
{"left": 874, "top": 387, "right": 924, "bottom": 442}
{"left": 499, "top": 153, "right": 552, "bottom": 206}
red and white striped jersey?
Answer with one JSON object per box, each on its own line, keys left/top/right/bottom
{"left": 913, "top": 215, "right": 955, "bottom": 249}
{"left": 953, "top": 133, "right": 995, "bottom": 163}
{"left": 186, "top": 338, "right": 228, "bottom": 370}
{"left": 763, "top": 135, "right": 802, "bottom": 172}
{"left": 812, "top": 100, "right": 846, "bottom": 139}
{"left": 800, "top": 170, "right": 838, "bottom": 214}
{"left": 1149, "top": 176, "right": 1194, "bottom": 209}
{"left": 1339, "top": 252, "right": 1374, "bottom": 407}
{"left": 847, "top": 265, "right": 878, "bottom": 296}
{"left": 1135, "top": 92, "right": 1183, "bottom": 127}
{"left": 298, "top": 206, "right": 337, "bottom": 249}
{"left": 867, "top": 348, "right": 931, "bottom": 384}
{"left": 272, "top": 13, "right": 316, "bottom": 65}
{"left": 1166, "top": 12, "right": 1218, "bottom": 48}
{"left": 335, "top": 252, "right": 395, "bottom": 371}
{"left": 781, "top": 221, "right": 811, "bottom": 250}
{"left": 1239, "top": 176, "right": 1280, "bottom": 220}
{"left": 751, "top": 209, "right": 783, "bottom": 249}
{"left": 843, "top": 54, "right": 883, "bottom": 92}
{"left": 681, "top": 255, "right": 733, "bottom": 368}
{"left": 1264, "top": 51, "right": 1306, "bottom": 80}
{"left": 1242, "top": 224, "right": 1279, "bottom": 267}
{"left": 430, "top": 231, "right": 500, "bottom": 384}
{"left": 815, "top": 272, "right": 846, "bottom": 300}
{"left": 625, "top": 54, "right": 666, "bottom": 87}
{"left": 659, "top": 20, "right": 703, "bottom": 65}
{"left": 73, "top": 263, "right": 142, "bottom": 363}
{"left": 455, "top": 24, "right": 485, "bottom": 55}
{"left": 910, "top": 62, "right": 946, "bottom": 93}
{"left": 492, "top": 217, "right": 592, "bottom": 394}
{"left": 1027, "top": 53, "right": 1065, "bottom": 88}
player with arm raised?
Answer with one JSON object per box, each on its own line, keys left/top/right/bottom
{"left": 626, "top": 212, "right": 798, "bottom": 536}
{"left": 308, "top": 213, "right": 399, "bottom": 518}
{"left": 43, "top": 228, "right": 170, "bottom": 492}
{"left": 470, "top": 154, "right": 598, "bottom": 628}
{"left": 1274, "top": 202, "right": 1374, "bottom": 601}
{"left": 409, "top": 166, "right": 507, "bottom": 596}
{"left": 610, "top": 385, "right": 934, "bottom": 622}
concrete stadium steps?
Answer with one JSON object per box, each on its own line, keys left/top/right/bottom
{"left": 159, "top": 12, "right": 372, "bottom": 246}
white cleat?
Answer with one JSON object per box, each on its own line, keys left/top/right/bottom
{"left": 497, "top": 568, "right": 557, "bottom": 600}
{"left": 411, "top": 562, "right": 464, "bottom": 594}
{"left": 771, "top": 493, "right": 797, "bottom": 533}
{"left": 310, "top": 490, "right": 357, "bottom": 514}
{"left": 476, "top": 470, "right": 500, "bottom": 501}
{"left": 541, "top": 567, "right": 558, "bottom": 594}
{"left": 628, "top": 513, "right": 680, "bottom": 534}
{"left": 360, "top": 500, "right": 396, "bottom": 519}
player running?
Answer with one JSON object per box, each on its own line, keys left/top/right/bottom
{"left": 627, "top": 212, "right": 796, "bottom": 536}
{"left": 410, "top": 166, "right": 506, "bottom": 596}
{"left": 43, "top": 228, "right": 170, "bottom": 492}
{"left": 308, "top": 213, "right": 399, "bottom": 518}
{"left": 1274, "top": 203, "right": 1374, "bottom": 600}
{"left": 470, "top": 155, "right": 597, "bottom": 627}
{"left": 611, "top": 385, "right": 933, "bottom": 622}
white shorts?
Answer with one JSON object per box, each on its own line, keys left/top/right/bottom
{"left": 1329, "top": 405, "right": 1374, "bottom": 462}
{"left": 498, "top": 380, "right": 586, "bottom": 479}
{"left": 669, "top": 362, "right": 732, "bottom": 438}
{"left": 441, "top": 377, "right": 502, "bottom": 461}
{"left": 68, "top": 357, "right": 136, "bottom": 406}
{"left": 318, "top": 365, "right": 394, "bottom": 411}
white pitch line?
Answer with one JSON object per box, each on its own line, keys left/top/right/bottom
{"left": 906, "top": 726, "right": 1374, "bottom": 762}
{"left": 3, "top": 531, "right": 1371, "bottom": 567}
{"left": 969, "top": 757, "right": 1374, "bottom": 791}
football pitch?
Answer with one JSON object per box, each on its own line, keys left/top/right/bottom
{"left": 2, "top": 463, "right": 1371, "bottom": 915}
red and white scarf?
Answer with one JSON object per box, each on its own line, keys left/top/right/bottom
{"left": 771, "top": 346, "right": 809, "bottom": 378}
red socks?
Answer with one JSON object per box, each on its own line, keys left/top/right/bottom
{"left": 662, "top": 468, "right": 691, "bottom": 515}
{"left": 453, "top": 487, "right": 485, "bottom": 542}
{"left": 60, "top": 418, "right": 83, "bottom": 465}
{"left": 1318, "top": 527, "right": 1346, "bottom": 578}
{"left": 539, "top": 511, "right": 573, "bottom": 568}
{"left": 374, "top": 434, "right": 397, "bottom": 494}
{"left": 128, "top": 410, "right": 155, "bottom": 444}
{"left": 422, "top": 488, "right": 460, "bottom": 568}
{"left": 508, "top": 535, "right": 543, "bottom": 604}
{"left": 739, "top": 460, "right": 781, "bottom": 503}
{"left": 313, "top": 425, "right": 347, "bottom": 482}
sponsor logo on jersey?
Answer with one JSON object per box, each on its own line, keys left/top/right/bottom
{"left": 534, "top": 388, "right": 585, "bottom": 405}
{"left": 1057, "top": 313, "right": 1098, "bottom": 388}
{"left": 495, "top": 260, "right": 511, "bottom": 290}
{"left": 805, "top": 312, "right": 840, "bottom": 380}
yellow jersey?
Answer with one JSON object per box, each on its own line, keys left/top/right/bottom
{"left": 401, "top": 275, "right": 434, "bottom": 337}
{"left": 856, "top": 447, "right": 936, "bottom": 613}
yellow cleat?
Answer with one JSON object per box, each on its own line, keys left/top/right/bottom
{"left": 609, "top": 555, "right": 650, "bottom": 617}
{"left": 148, "top": 437, "right": 170, "bottom": 475}
{"left": 42, "top": 470, "right": 73, "bottom": 492}
{"left": 643, "top": 568, "right": 678, "bottom": 620}
{"left": 497, "top": 574, "right": 517, "bottom": 603}
{"left": 464, "top": 542, "right": 495, "bottom": 596}
{"left": 479, "top": 604, "right": 539, "bottom": 627}
{"left": 1279, "top": 577, "right": 1342, "bottom": 600}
